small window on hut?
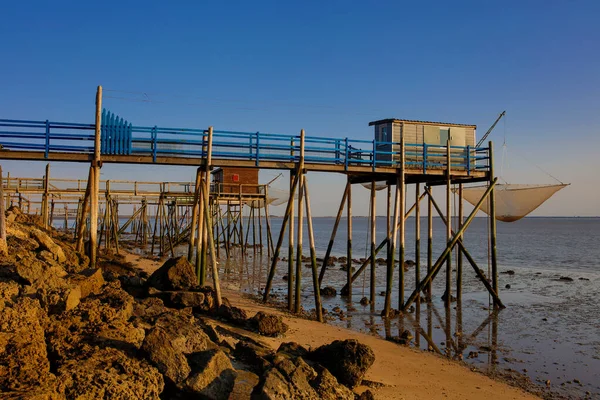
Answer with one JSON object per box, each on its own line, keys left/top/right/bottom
{"left": 378, "top": 126, "right": 387, "bottom": 142}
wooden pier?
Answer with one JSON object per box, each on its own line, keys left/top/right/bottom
{"left": 0, "top": 86, "right": 504, "bottom": 324}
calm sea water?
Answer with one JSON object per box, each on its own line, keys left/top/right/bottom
{"left": 60, "top": 216, "right": 600, "bottom": 398}
{"left": 221, "top": 216, "right": 600, "bottom": 399}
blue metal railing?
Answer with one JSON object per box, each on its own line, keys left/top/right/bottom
{"left": 0, "top": 117, "right": 490, "bottom": 172}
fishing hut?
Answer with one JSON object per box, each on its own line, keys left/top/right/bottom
{"left": 0, "top": 86, "right": 504, "bottom": 326}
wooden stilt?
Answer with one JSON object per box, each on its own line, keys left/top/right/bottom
{"left": 398, "top": 136, "right": 405, "bottom": 310}
{"left": 64, "top": 204, "right": 68, "bottom": 231}
{"left": 90, "top": 86, "right": 102, "bottom": 269}
{"left": 341, "top": 192, "right": 426, "bottom": 294}
{"left": 427, "top": 187, "right": 433, "bottom": 297}
{"left": 0, "top": 166, "right": 6, "bottom": 255}
{"left": 294, "top": 129, "right": 305, "bottom": 314}
{"left": 188, "top": 168, "right": 202, "bottom": 262}
{"left": 457, "top": 183, "right": 464, "bottom": 303}
{"left": 384, "top": 177, "right": 400, "bottom": 317}
{"left": 257, "top": 201, "right": 263, "bottom": 255}
{"left": 386, "top": 183, "right": 391, "bottom": 274}
{"left": 199, "top": 181, "right": 222, "bottom": 307}
{"left": 369, "top": 179, "right": 376, "bottom": 311}
{"left": 262, "top": 174, "right": 300, "bottom": 302}
{"left": 264, "top": 186, "right": 274, "bottom": 257}
{"left": 201, "top": 127, "right": 213, "bottom": 283}
{"left": 303, "top": 177, "right": 323, "bottom": 322}
{"left": 445, "top": 140, "right": 452, "bottom": 306}
{"left": 401, "top": 179, "right": 498, "bottom": 312}
{"left": 489, "top": 141, "right": 499, "bottom": 308}
{"left": 288, "top": 168, "right": 295, "bottom": 311}
{"left": 424, "top": 185, "right": 505, "bottom": 308}
{"left": 346, "top": 176, "right": 353, "bottom": 299}
{"left": 415, "top": 182, "right": 421, "bottom": 301}
{"left": 318, "top": 182, "right": 348, "bottom": 285}
{"left": 294, "top": 174, "right": 304, "bottom": 314}
{"left": 42, "top": 164, "right": 50, "bottom": 228}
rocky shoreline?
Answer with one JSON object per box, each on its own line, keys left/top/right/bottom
{"left": 0, "top": 208, "right": 377, "bottom": 399}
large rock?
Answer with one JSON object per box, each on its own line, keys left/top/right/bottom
{"left": 36, "top": 284, "right": 81, "bottom": 314}
{"left": 276, "top": 342, "right": 308, "bottom": 358}
{"left": 0, "top": 296, "right": 54, "bottom": 392}
{"left": 147, "top": 256, "right": 197, "bottom": 291}
{"left": 154, "top": 312, "right": 215, "bottom": 354}
{"left": 45, "top": 282, "right": 141, "bottom": 361}
{"left": 233, "top": 341, "right": 274, "bottom": 374}
{"left": 142, "top": 311, "right": 216, "bottom": 384}
{"left": 15, "top": 254, "right": 67, "bottom": 287}
{"left": 30, "top": 228, "right": 66, "bottom": 263}
{"left": 184, "top": 349, "right": 237, "bottom": 399}
{"left": 312, "top": 365, "right": 355, "bottom": 400}
{"left": 250, "top": 311, "right": 289, "bottom": 337}
{"left": 132, "top": 297, "right": 168, "bottom": 322}
{"left": 147, "top": 286, "right": 206, "bottom": 309}
{"left": 56, "top": 347, "right": 163, "bottom": 399}
{"left": 68, "top": 268, "right": 105, "bottom": 298}
{"left": 308, "top": 339, "right": 375, "bottom": 388}
{"left": 251, "top": 355, "right": 353, "bottom": 400}
{"left": 142, "top": 326, "right": 191, "bottom": 384}
{"left": 217, "top": 303, "right": 248, "bottom": 325}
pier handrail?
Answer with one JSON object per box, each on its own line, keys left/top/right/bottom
{"left": 0, "top": 118, "right": 490, "bottom": 172}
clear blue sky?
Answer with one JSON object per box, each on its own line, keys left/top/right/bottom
{"left": 1, "top": 1, "right": 599, "bottom": 216}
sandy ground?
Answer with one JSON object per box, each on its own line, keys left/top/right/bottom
{"left": 125, "top": 251, "right": 539, "bottom": 400}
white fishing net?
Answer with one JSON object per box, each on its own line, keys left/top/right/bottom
{"left": 244, "top": 186, "right": 295, "bottom": 207}
{"left": 360, "top": 181, "right": 389, "bottom": 191}
{"left": 461, "top": 184, "right": 568, "bottom": 222}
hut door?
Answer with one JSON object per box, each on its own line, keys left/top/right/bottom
{"left": 439, "top": 128, "right": 450, "bottom": 145}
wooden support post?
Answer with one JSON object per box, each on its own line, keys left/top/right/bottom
{"left": 264, "top": 186, "right": 274, "bottom": 257}
{"left": 369, "top": 179, "right": 376, "bottom": 311}
{"left": 90, "top": 85, "right": 102, "bottom": 269}
{"left": 384, "top": 177, "right": 400, "bottom": 317}
{"left": 238, "top": 184, "right": 244, "bottom": 257}
{"left": 294, "top": 129, "right": 305, "bottom": 314}
{"left": 318, "top": 182, "right": 348, "bottom": 285}
{"left": 457, "top": 183, "right": 464, "bottom": 303}
{"left": 42, "top": 164, "right": 50, "bottom": 228}
{"left": 489, "top": 141, "right": 499, "bottom": 307}
{"left": 104, "top": 181, "right": 111, "bottom": 249}
{"left": 288, "top": 169, "right": 295, "bottom": 311}
{"left": 49, "top": 200, "right": 55, "bottom": 228}
{"left": 424, "top": 185, "right": 505, "bottom": 306}
{"left": 303, "top": 177, "right": 323, "bottom": 322}
{"left": 386, "top": 184, "right": 391, "bottom": 272}
{"left": 258, "top": 201, "right": 263, "bottom": 255}
{"left": 427, "top": 187, "right": 433, "bottom": 297}
{"left": 294, "top": 173, "right": 304, "bottom": 314}
{"left": 445, "top": 140, "right": 452, "bottom": 306}
{"left": 0, "top": 166, "right": 6, "bottom": 256}
{"left": 76, "top": 168, "right": 93, "bottom": 252}
{"left": 415, "top": 182, "right": 421, "bottom": 300}
{"left": 341, "top": 192, "right": 426, "bottom": 294}
{"left": 262, "top": 174, "right": 300, "bottom": 302}
{"left": 195, "top": 189, "right": 206, "bottom": 286}
{"left": 398, "top": 136, "right": 405, "bottom": 309}
{"left": 226, "top": 201, "right": 231, "bottom": 251}
{"left": 188, "top": 168, "right": 202, "bottom": 262}
{"left": 199, "top": 182, "right": 222, "bottom": 307}
{"left": 401, "top": 179, "right": 498, "bottom": 312}
{"left": 201, "top": 127, "right": 213, "bottom": 284}
{"left": 346, "top": 176, "right": 352, "bottom": 299}
{"left": 64, "top": 204, "right": 68, "bottom": 231}
{"left": 196, "top": 173, "right": 205, "bottom": 275}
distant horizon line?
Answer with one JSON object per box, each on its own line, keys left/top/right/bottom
{"left": 265, "top": 215, "right": 599, "bottom": 219}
